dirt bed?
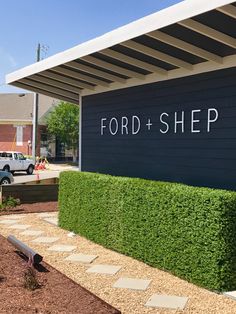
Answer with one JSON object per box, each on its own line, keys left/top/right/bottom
{"left": 0, "top": 234, "right": 120, "bottom": 314}
{"left": 0, "top": 201, "right": 58, "bottom": 216}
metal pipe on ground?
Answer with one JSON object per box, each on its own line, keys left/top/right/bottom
{"left": 7, "top": 235, "right": 43, "bottom": 264}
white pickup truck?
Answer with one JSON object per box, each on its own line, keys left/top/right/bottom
{"left": 0, "top": 151, "right": 34, "bottom": 175}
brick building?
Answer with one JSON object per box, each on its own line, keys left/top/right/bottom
{"left": 0, "top": 93, "right": 57, "bottom": 156}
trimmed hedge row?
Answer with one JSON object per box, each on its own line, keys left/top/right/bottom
{"left": 59, "top": 171, "right": 236, "bottom": 291}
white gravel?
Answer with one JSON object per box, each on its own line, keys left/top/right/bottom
{"left": 1, "top": 212, "right": 236, "bottom": 314}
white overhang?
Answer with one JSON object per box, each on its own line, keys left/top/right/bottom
{"left": 6, "top": 0, "right": 236, "bottom": 104}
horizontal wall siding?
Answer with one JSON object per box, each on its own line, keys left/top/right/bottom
{"left": 82, "top": 67, "right": 236, "bottom": 190}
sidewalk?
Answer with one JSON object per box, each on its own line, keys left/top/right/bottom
{"left": 47, "top": 163, "right": 79, "bottom": 172}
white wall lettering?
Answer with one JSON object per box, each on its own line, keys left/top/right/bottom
{"left": 121, "top": 116, "right": 129, "bottom": 135}
{"left": 191, "top": 109, "right": 201, "bottom": 133}
{"left": 174, "top": 111, "right": 185, "bottom": 133}
{"left": 132, "top": 115, "right": 140, "bottom": 135}
{"left": 160, "top": 113, "right": 169, "bottom": 134}
{"left": 109, "top": 117, "right": 119, "bottom": 135}
{"left": 207, "top": 108, "right": 219, "bottom": 132}
{"left": 101, "top": 118, "right": 107, "bottom": 135}
{"left": 100, "top": 107, "right": 219, "bottom": 136}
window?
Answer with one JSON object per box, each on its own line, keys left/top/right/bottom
{"left": 18, "top": 153, "right": 25, "bottom": 160}
{"left": 16, "top": 126, "right": 23, "bottom": 146}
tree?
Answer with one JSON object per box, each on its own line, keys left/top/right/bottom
{"left": 46, "top": 101, "right": 80, "bottom": 162}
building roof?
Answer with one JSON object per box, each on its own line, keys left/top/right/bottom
{"left": 0, "top": 93, "right": 57, "bottom": 124}
{"left": 6, "top": 0, "right": 236, "bottom": 103}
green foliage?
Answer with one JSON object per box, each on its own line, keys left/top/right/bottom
{"left": 59, "top": 171, "right": 236, "bottom": 291}
{"left": 0, "top": 196, "right": 20, "bottom": 210}
{"left": 46, "top": 101, "right": 79, "bottom": 150}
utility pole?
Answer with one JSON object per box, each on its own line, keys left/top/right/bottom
{"left": 32, "top": 43, "right": 40, "bottom": 163}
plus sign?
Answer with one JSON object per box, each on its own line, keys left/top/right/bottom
{"left": 146, "top": 119, "right": 153, "bottom": 130}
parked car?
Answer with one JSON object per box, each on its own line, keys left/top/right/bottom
{"left": 0, "top": 151, "right": 34, "bottom": 175}
{"left": 0, "top": 171, "right": 14, "bottom": 185}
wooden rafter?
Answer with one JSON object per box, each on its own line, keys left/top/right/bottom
{"left": 82, "top": 55, "right": 146, "bottom": 80}
{"left": 39, "top": 71, "right": 95, "bottom": 90}
{"left": 13, "top": 82, "right": 79, "bottom": 103}
{"left": 147, "top": 30, "right": 223, "bottom": 63}
{"left": 52, "top": 66, "right": 110, "bottom": 87}
{"left": 217, "top": 4, "right": 236, "bottom": 19}
{"left": 66, "top": 61, "right": 127, "bottom": 84}
{"left": 20, "top": 78, "right": 79, "bottom": 100}
{"left": 30, "top": 74, "right": 82, "bottom": 94}
{"left": 179, "top": 19, "right": 236, "bottom": 48}
{"left": 100, "top": 48, "right": 167, "bottom": 75}
{"left": 121, "top": 40, "right": 193, "bottom": 70}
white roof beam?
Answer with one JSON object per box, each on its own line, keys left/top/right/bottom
{"left": 39, "top": 71, "right": 95, "bottom": 90}
{"left": 100, "top": 48, "right": 167, "bottom": 76}
{"left": 20, "top": 78, "right": 79, "bottom": 100}
{"left": 52, "top": 66, "right": 110, "bottom": 87}
{"left": 147, "top": 30, "right": 223, "bottom": 64}
{"left": 13, "top": 82, "right": 79, "bottom": 103}
{"left": 217, "top": 4, "right": 236, "bottom": 19}
{"left": 66, "top": 61, "right": 127, "bottom": 84}
{"left": 179, "top": 19, "right": 236, "bottom": 48}
{"left": 30, "top": 75, "right": 82, "bottom": 94}
{"left": 81, "top": 55, "right": 146, "bottom": 80}
{"left": 121, "top": 40, "right": 193, "bottom": 70}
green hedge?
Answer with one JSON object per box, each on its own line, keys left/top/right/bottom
{"left": 59, "top": 171, "right": 236, "bottom": 291}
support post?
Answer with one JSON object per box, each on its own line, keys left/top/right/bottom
{"left": 0, "top": 186, "right": 2, "bottom": 205}
{"left": 32, "top": 43, "right": 41, "bottom": 163}
{"left": 79, "top": 94, "right": 82, "bottom": 171}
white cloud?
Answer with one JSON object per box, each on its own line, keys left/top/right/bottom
{"left": 7, "top": 54, "right": 17, "bottom": 67}
{"left": 0, "top": 47, "right": 18, "bottom": 68}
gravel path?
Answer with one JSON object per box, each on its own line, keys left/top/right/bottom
{"left": 1, "top": 212, "right": 236, "bottom": 314}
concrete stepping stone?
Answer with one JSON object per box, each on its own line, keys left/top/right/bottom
{"left": 32, "top": 236, "right": 59, "bottom": 244}
{"left": 145, "top": 294, "right": 188, "bottom": 310}
{"left": 65, "top": 253, "right": 98, "bottom": 264}
{"left": 0, "top": 219, "right": 19, "bottom": 225}
{"left": 38, "top": 212, "right": 57, "bottom": 218}
{"left": 8, "top": 224, "right": 31, "bottom": 230}
{"left": 113, "top": 277, "right": 151, "bottom": 291}
{"left": 20, "top": 230, "right": 44, "bottom": 236}
{"left": 47, "top": 244, "right": 76, "bottom": 252}
{"left": 43, "top": 217, "right": 58, "bottom": 226}
{"left": 224, "top": 291, "right": 236, "bottom": 300}
{"left": 0, "top": 214, "right": 26, "bottom": 219}
{"left": 86, "top": 264, "right": 122, "bottom": 275}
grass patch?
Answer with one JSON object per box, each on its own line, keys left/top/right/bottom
{"left": 0, "top": 196, "right": 20, "bottom": 211}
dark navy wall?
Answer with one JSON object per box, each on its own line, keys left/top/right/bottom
{"left": 82, "top": 67, "right": 236, "bottom": 190}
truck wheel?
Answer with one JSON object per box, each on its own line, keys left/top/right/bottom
{"left": 27, "top": 165, "right": 34, "bottom": 175}
{"left": 0, "top": 177, "right": 10, "bottom": 185}
{"left": 3, "top": 165, "right": 10, "bottom": 172}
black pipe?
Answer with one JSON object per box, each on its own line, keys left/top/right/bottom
{"left": 7, "top": 235, "right": 43, "bottom": 264}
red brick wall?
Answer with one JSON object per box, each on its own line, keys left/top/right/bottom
{"left": 0, "top": 124, "right": 34, "bottom": 155}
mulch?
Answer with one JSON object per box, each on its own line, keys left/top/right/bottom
{"left": 0, "top": 201, "right": 58, "bottom": 216}
{"left": 0, "top": 234, "right": 121, "bottom": 314}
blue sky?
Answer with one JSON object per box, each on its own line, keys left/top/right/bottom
{"left": 0, "top": 0, "right": 182, "bottom": 93}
